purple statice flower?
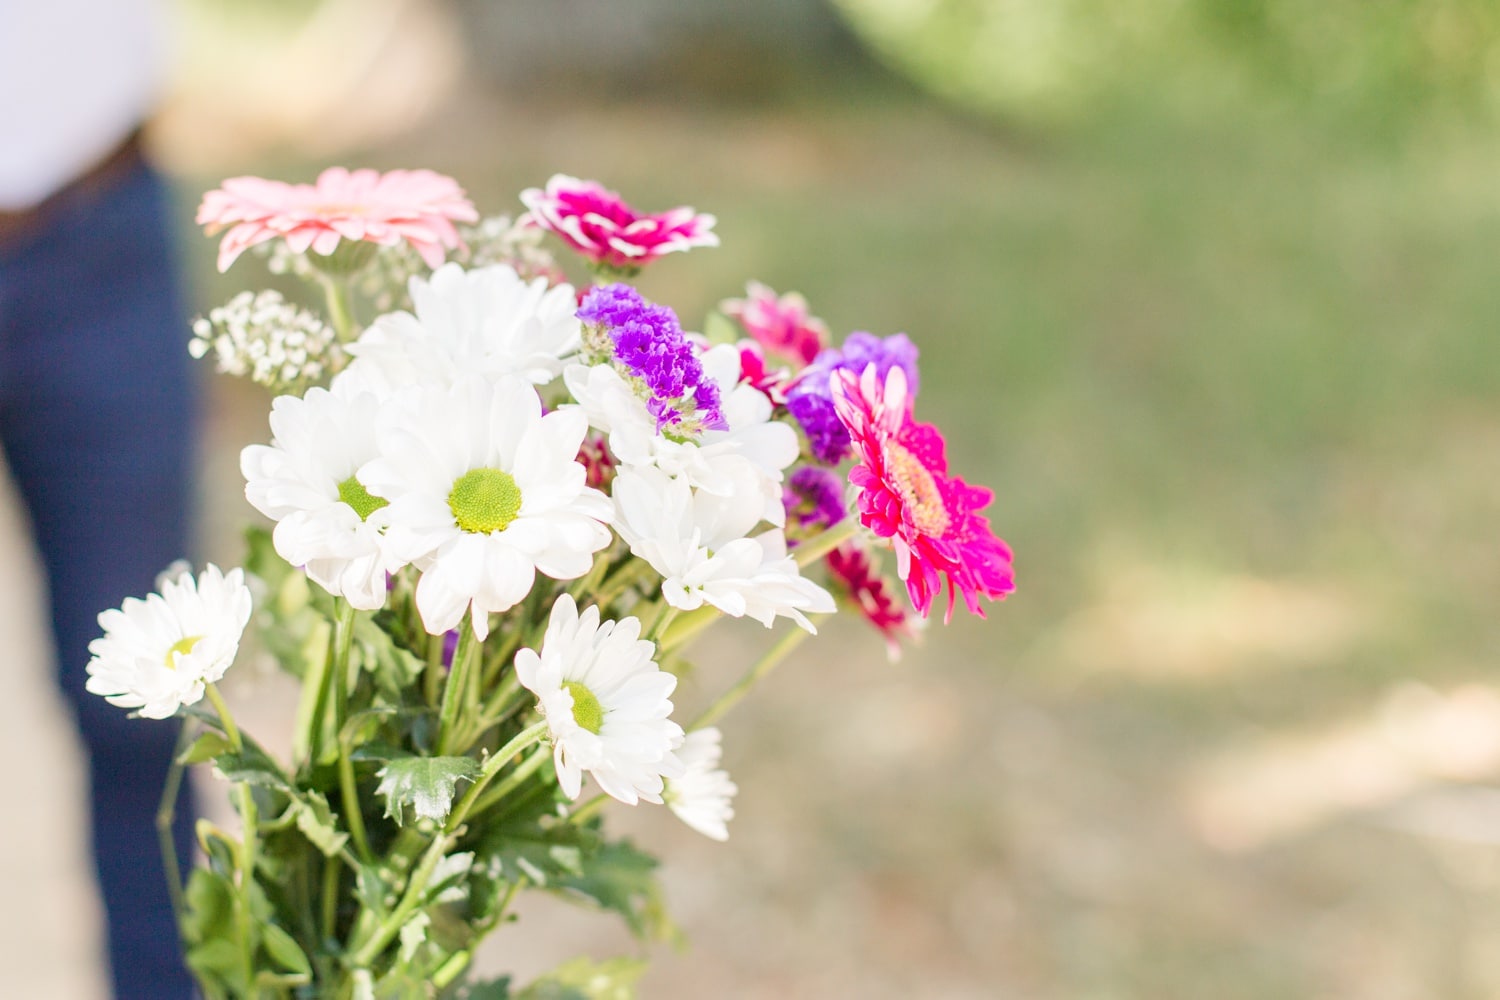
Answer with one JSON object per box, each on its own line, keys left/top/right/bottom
{"left": 782, "top": 465, "right": 848, "bottom": 542}
{"left": 786, "top": 332, "right": 919, "bottom": 464}
{"left": 576, "top": 283, "right": 727, "bottom": 433}
{"left": 442, "top": 628, "right": 460, "bottom": 668}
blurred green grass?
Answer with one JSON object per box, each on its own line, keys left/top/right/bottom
{"left": 175, "top": 69, "right": 1500, "bottom": 998}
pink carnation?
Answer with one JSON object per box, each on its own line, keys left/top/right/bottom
{"left": 832, "top": 364, "right": 1015, "bottom": 622}
{"left": 519, "top": 174, "right": 717, "bottom": 272}
{"left": 722, "top": 281, "right": 830, "bottom": 366}
{"left": 197, "top": 167, "right": 478, "bottom": 272}
{"left": 827, "top": 541, "right": 921, "bottom": 661}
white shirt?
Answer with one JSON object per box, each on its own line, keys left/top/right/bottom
{"left": 0, "top": 0, "right": 167, "bottom": 210}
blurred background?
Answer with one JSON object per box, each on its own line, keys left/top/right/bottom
{"left": 5, "top": 0, "right": 1500, "bottom": 996}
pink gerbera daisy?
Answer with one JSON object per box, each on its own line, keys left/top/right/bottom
{"left": 831, "top": 364, "right": 1015, "bottom": 621}
{"left": 519, "top": 174, "right": 717, "bottom": 273}
{"left": 722, "top": 281, "right": 830, "bottom": 366}
{"left": 197, "top": 167, "right": 478, "bottom": 272}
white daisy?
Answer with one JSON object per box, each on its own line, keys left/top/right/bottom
{"left": 85, "top": 565, "right": 253, "bottom": 719}
{"left": 514, "top": 595, "right": 685, "bottom": 805}
{"left": 240, "top": 386, "right": 392, "bottom": 609}
{"left": 665, "top": 728, "right": 737, "bottom": 841}
{"left": 563, "top": 342, "right": 798, "bottom": 527}
{"left": 611, "top": 466, "right": 836, "bottom": 632}
{"left": 341, "top": 262, "right": 581, "bottom": 395}
{"left": 359, "top": 376, "right": 612, "bottom": 639}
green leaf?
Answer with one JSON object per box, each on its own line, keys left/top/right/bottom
{"left": 554, "top": 840, "right": 675, "bottom": 943}
{"left": 185, "top": 938, "right": 245, "bottom": 996}
{"left": 215, "top": 742, "right": 291, "bottom": 791}
{"left": 178, "top": 730, "right": 233, "bottom": 765}
{"left": 701, "top": 309, "right": 742, "bottom": 346}
{"left": 477, "top": 819, "right": 588, "bottom": 889}
{"left": 517, "top": 957, "right": 647, "bottom": 1000}
{"left": 376, "top": 755, "right": 480, "bottom": 825}
{"left": 288, "top": 789, "right": 349, "bottom": 858}
{"left": 456, "top": 978, "right": 513, "bottom": 1000}
{"left": 260, "top": 921, "right": 312, "bottom": 977}
{"left": 181, "top": 868, "right": 235, "bottom": 944}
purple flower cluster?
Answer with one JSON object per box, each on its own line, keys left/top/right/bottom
{"left": 782, "top": 466, "right": 848, "bottom": 540}
{"left": 786, "top": 332, "right": 920, "bottom": 464}
{"left": 577, "top": 284, "right": 726, "bottom": 432}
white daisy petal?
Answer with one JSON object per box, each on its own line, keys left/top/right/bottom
{"left": 366, "top": 377, "right": 612, "bottom": 637}
{"left": 85, "top": 565, "right": 253, "bottom": 719}
{"left": 515, "top": 595, "right": 684, "bottom": 805}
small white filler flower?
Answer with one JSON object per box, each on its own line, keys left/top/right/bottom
{"left": 85, "top": 565, "right": 253, "bottom": 719}
{"left": 361, "top": 376, "right": 613, "bottom": 639}
{"left": 515, "top": 595, "right": 685, "bottom": 805}
{"left": 665, "top": 728, "right": 737, "bottom": 841}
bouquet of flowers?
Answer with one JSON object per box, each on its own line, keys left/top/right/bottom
{"left": 85, "top": 167, "right": 1015, "bottom": 998}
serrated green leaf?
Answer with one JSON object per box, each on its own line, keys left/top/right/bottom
{"left": 555, "top": 840, "right": 674, "bottom": 942}
{"left": 178, "top": 730, "right": 233, "bottom": 765}
{"left": 288, "top": 789, "right": 349, "bottom": 858}
{"left": 260, "top": 921, "right": 312, "bottom": 977}
{"left": 518, "top": 957, "right": 647, "bottom": 1000}
{"left": 376, "top": 755, "right": 480, "bottom": 825}
{"left": 478, "top": 820, "right": 589, "bottom": 888}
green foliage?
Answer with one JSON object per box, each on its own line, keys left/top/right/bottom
{"left": 517, "top": 957, "right": 648, "bottom": 1000}
{"left": 554, "top": 840, "right": 675, "bottom": 943}
{"left": 376, "top": 755, "right": 482, "bottom": 824}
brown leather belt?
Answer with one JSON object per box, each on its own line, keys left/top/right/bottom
{"left": 0, "top": 129, "right": 146, "bottom": 252}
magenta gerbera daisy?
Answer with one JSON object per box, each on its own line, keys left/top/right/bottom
{"left": 197, "top": 167, "right": 478, "bottom": 272}
{"left": 831, "top": 364, "right": 1015, "bottom": 621}
{"left": 519, "top": 174, "right": 717, "bottom": 273}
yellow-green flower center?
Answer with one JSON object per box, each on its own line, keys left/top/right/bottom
{"left": 338, "top": 475, "right": 388, "bottom": 522}
{"left": 164, "top": 635, "right": 202, "bottom": 670}
{"left": 563, "top": 680, "right": 605, "bottom": 734}
{"left": 885, "top": 441, "right": 951, "bottom": 538}
{"left": 448, "top": 467, "right": 523, "bottom": 534}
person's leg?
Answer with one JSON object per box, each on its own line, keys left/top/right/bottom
{"left": 0, "top": 157, "right": 199, "bottom": 999}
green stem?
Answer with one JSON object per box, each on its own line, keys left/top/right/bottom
{"left": 156, "top": 723, "right": 195, "bottom": 950}
{"left": 567, "top": 793, "right": 607, "bottom": 826}
{"left": 657, "top": 605, "right": 719, "bottom": 654}
{"left": 330, "top": 601, "right": 372, "bottom": 862}
{"left": 423, "top": 632, "right": 443, "bottom": 707}
{"left": 475, "top": 671, "right": 524, "bottom": 735}
{"left": 644, "top": 603, "right": 679, "bottom": 645}
{"left": 291, "top": 619, "right": 333, "bottom": 768}
{"left": 592, "top": 559, "right": 656, "bottom": 611}
{"left": 320, "top": 855, "right": 340, "bottom": 944}
{"left": 347, "top": 723, "right": 547, "bottom": 970}
{"left": 205, "top": 683, "right": 242, "bottom": 753}
{"left": 234, "top": 783, "right": 260, "bottom": 992}
{"left": 436, "top": 617, "right": 478, "bottom": 756}
{"left": 794, "top": 518, "right": 859, "bottom": 568}
{"left": 446, "top": 722, "right": 549, "bottom": 834}
{"left": 321, "top": 274, "right": 357, "bottom": 343}
{"left": 467, "top": 744, "right": 551, "bottom": 818}
{"left": 691, "top": 621, "right": 821, "bottom": 730}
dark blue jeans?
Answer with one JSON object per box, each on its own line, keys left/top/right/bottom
{"left": 0, "top": 155, "right": 198, "bottom": 999}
